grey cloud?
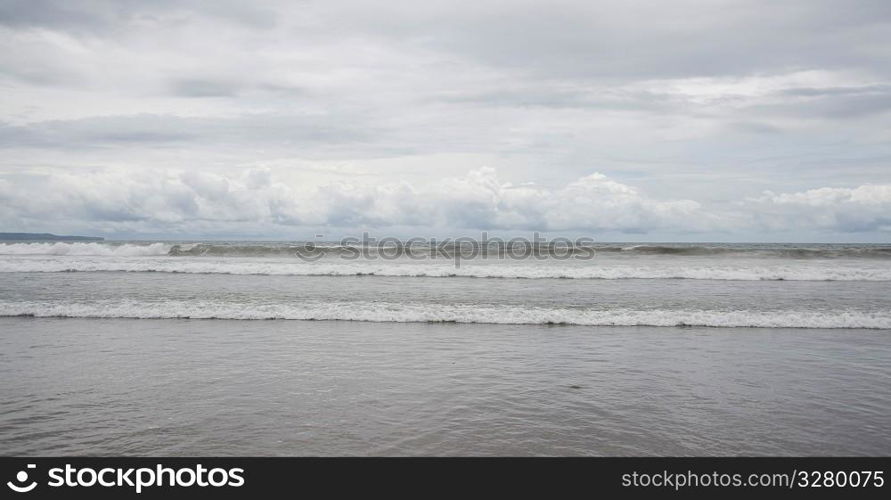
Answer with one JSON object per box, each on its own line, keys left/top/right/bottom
{"left": 442, "top": 86, "right": 677, "bottom": 113}
{"left": 8, "top": 1, "right": 890, "bottom": 83}
{"left": 0, "top": 118, "right": 195, "bottom": 148}
{"left": 169, "top": 79, "right": 244, "bottom": 98}
{"left": 0, "top": 61, "right": 78, "bottom": 86}
{"left": 726, "top": 121, "right": 784, "bottom": 135}
{"left": 333, "top": 0, "right": 891, "bottom": 80}
{"left": 0, "top": 0, "right": 277, "bottom": 32}
{"left": 0, "top": 113, "right": 377, "bottom": 151}
{"left": 795, "top": 93, "right": 891, "bottom": 119}
{"left": 782, "top": 84, "right": 891, "bottom": 97}
{"left": 2, "top": 1, "right": 891, "bottom": 239}
{"left": 757, "top": 85, "right": 891, "bottom": 119}
{"left": 0, "top": 0, "right": 111, "bottom": 31}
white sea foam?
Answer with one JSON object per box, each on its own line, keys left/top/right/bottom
{"left": 4, "top": 241, "right": 891, "bottom": 259}
{"left": 0, "top": 257, "right": 889, "bottom": 281}
{"left": 0, "top": 242, "right": 171, "bottom": 256}
{"left": 2, "top": 300, "right": 889, "bottom": 328}
{"left": 2, "top": 241, "right": 890, "bottom": 281}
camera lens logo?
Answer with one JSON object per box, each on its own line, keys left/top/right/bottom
{"left": 7, "top": 464, "right": 37, "bottom": 493}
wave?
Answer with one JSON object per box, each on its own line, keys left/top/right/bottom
{"left": 607, "top": 245, "right": 891, "bottom": 258}
{"left": 168, "top": 243, "right": 314, "bottom": 256}
{"left": 3, "top": 241, "right": 891, "bottom": 259}
{"left": 1, "top": 301, "right": 889, "bottom": 328}
{"left": 1, "top": 259, "right": 889, "bottom": 280}
{"left": 0, "top": 242, "right": 171, "bottom": 256}
{"left": 169, "top": 243, "right": 891, "bottom": 258}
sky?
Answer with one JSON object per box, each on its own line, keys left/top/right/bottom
{"left": 1, "top": 0, "right": 890, "bottom": 241}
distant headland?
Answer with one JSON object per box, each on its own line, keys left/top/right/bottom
{"left": 0, "top": 232, "right": 104, "bottom": 242}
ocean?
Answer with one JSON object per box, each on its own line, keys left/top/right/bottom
{"left": 1, "top": 240, "right": 890, "bottom": 455}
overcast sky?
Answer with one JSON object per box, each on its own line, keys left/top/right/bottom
{"left": 1, "top": 0, "right": 890, "bottom": 241}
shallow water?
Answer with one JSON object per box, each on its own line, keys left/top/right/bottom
{"left": 1, "top": 318, "right": 889, "bottom": 456}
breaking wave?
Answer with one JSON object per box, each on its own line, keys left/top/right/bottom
{"left": 1, "top": 259, "right": 889, "bottom": 280}
{"left": 2, "top": 241, "right": 891, "bottom": 259}
{"left": 168, "top": 243, "right": 891, "bottom": 258}
{"left": 608, "top": 245, "right": 891, "bottom": 258}
{"left": 0, "top": 242, "right": 171, "bottom": 256}
{"left": 2, "top": 300, "right": 889, "bottom": 328}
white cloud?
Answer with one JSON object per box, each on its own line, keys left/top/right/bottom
{"left": 4, "top": 165, "right": 889, "bottom": 238}
{"left": 0, "top": 167, "right": 712, "bottom": 234}
{"left": 748, "top": 185, "right": 891, "bottom": 232}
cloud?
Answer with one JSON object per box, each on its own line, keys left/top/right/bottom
{"left": 169, "top": 79, "right": 244, "bottom": 98}
{"left": 329, "top": 0, "right": 891, "bottom": 80}
{"left": 0, "top": 113, "right": 375, "bottom": 152}
{"left": 0, "top": 0, "right": 277, "bottom": 33}
{"left": 0, "top": 167, "right": 712, "bottom": 234}
{"left": 748, "top": 185, "right": 891, "bottom": 233}
{"left": 3, "top": 165, "right": 889, "bottom": 237}
{"left": 1, "top": 1, "right": 890, "bottom": 240}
